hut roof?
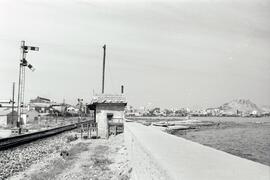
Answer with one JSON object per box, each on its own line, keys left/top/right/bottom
{"left": 90, "top": 94, "right": 127, "bottom": 105}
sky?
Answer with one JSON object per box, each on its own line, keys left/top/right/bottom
{"left": 0, "top": 0, "right": 269, "bottom": 109}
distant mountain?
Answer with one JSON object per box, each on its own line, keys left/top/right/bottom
{"left": 261, "top": 105, "right": 270, "bottom": 113}
{"left": 219, "top": 99, "right": 261, "bottom": 114}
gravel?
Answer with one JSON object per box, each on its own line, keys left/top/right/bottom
{"left": 0, "top": 132, "right": 74, "bottom": 180}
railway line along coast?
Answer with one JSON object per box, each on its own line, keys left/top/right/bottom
{"left": 1, "top": 0, "right": 270, "bottom": 179}
{"left": 1, "top": 117, "right": 270, "bottom": 180}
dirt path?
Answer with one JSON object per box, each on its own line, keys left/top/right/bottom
{"left": 9, "top": 134, "right": 130, "bottom": 180}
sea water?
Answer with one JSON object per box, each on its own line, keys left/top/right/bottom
{"left": 174, "top": 117, "right": 270, "bottom": 166}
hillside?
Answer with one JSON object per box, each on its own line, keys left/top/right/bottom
{"left": 219, "top": 99, "right": 261, "bottom": 114}
{"left": 261, "top": 105, "right": 270, "bottom": 113}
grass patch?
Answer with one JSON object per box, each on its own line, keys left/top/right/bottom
{"left": 67, "top": 143, "right": 89, "bottom": 160}
{"left": 94, "top": 145, "right": 109, "bottom": 154}
{"left": 91, "top": 157, "right": 112, "bottom": 170}
{"left": 29, "top": 158, "right": 66, "bottom": 180}
{"left": 66, "top": 135, "right": 78, "bottom": 143}
{"left": 90, "top": 145, "right": 113, "bottom": 171}
{"left": 28, "top": 143, "right": 89, "bottom": 180}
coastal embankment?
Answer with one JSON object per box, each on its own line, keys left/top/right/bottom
{"left": 125, "top": 122, "right": 270, "bottom": 180}
{"left": 127, "top": 116, "right": 270, "bottom": 166}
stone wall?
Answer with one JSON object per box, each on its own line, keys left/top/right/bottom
{"left": 125, "top": 122, "right": 270, "bottom": 180}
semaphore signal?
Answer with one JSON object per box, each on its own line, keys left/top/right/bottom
{"left": 17, "top": 40, "right": 39, "bottom": 133}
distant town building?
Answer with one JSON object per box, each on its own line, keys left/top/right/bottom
{"left": 0, "top": 109, "right": 18, "bottom": 127}
{"left": 175, "top": 108, "right": 188, "bottom": 117}
{"left": 206, "top": 108, "right": 220, "bottom": 116}
{"left": 66, "top": 106, "right": 80, "bottom": 115}
{"left": 51, "top": 104, "right": 67, "bottom": 115}
{"left": 30, "top": 96, "right": 51, "bottom": 103}
{"left": 251, "top": 110, "right": 261, "bottom": 117}
{"left": 125, "top": 105, "right": 136, "bottom": 116}
{"left": 29, "top": 96, "right": 53, "bottom": 113}
{"left": 26, "top": 109, "right": 40, "bottom": 123}
{"left": 0, "top": 99, "right": 15, "bottom": 108}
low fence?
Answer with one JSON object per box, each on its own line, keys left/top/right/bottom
{"left": 125, "top": 122, "right": 269, "bottom": 180}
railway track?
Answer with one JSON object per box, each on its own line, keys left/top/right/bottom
{"left": 0, "top": 121, "right": 92, "bottom": 150}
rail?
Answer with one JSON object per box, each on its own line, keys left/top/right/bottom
{"left": 0, "top": 120, "right": 94, "bottom": 150}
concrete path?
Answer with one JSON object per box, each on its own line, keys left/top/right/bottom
{"left": 126, "top": 122, "right": 270, "bottom": 180}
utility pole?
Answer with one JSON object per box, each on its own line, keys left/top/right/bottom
{"left": 11, "top": 82, "right": 15, "bottom": 126}
{"left": 62, "top": 98, "right": 66, "bottom": 120}
{"left": 102, "top": 44, "right": 106, "bottom": 94}
{"left": 17, "top": 40, "right": 39, "bottom": 133}
{"left": 121, "top": 85, "right": 124, "bottom": 94}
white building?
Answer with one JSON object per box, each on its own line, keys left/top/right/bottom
{"left": 0, "top": 109, "right": 18, "bottom": 127}
{"left": 88, "top": 94, "right": 127, "bottom": 138}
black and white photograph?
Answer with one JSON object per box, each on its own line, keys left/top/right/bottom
{"left": 0, "top": 0, "right": 269, "bottom": 179}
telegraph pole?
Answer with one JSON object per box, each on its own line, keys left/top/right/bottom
{"left": 102, "top": 44, "right": 106, "bottom": 94}
{"left": 17, "top": 40, "right": 39, "bottom": 133}
{"left": 121, "top": 85, "right": 124, "bottom": 94}
{"left": 11, "top": 82, "right": 15, "bottom": 125}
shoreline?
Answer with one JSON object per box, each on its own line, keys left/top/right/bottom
{"left": 167, "top": 120, "right": 270, "bottom": 166}
{"left": 131, "top": 117, "right": 270, "bottom": 167}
